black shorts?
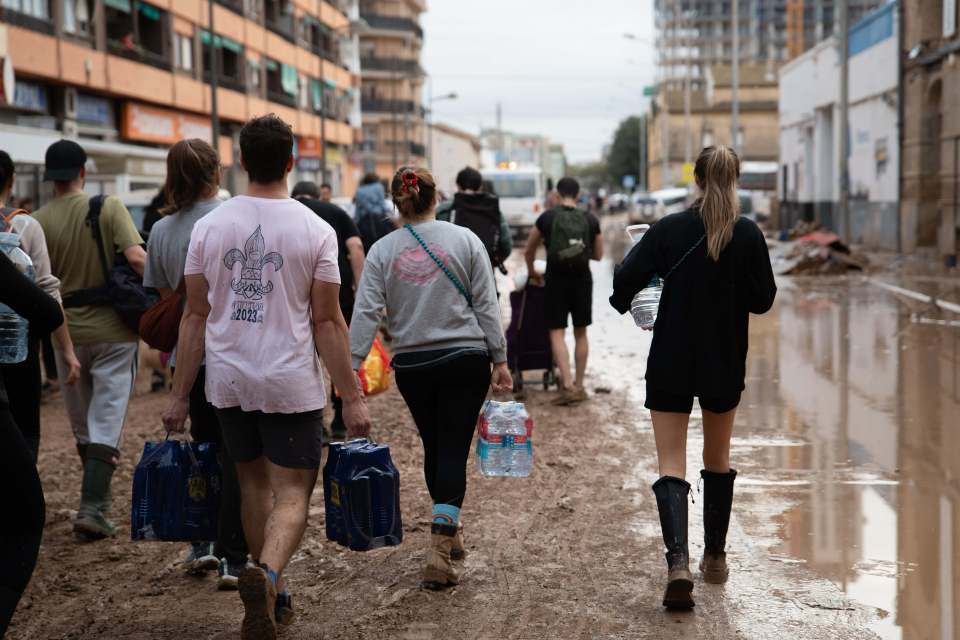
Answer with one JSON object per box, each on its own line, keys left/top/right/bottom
{"left": 645, "top": 384, "right": 741, "bottom": 414}
{"left": 545, "top": 275, "right": 593, "bottom": 329}
{"left": 216, "top": 407, "right": 324, "bottom": 469}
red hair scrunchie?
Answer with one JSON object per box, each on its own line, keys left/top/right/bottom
{"left": 401, "top": 170, "right": 419, "bottom": 194}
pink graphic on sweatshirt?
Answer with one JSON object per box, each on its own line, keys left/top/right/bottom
{"left": 393, "top": 244, "right": 449, "bottom": 285}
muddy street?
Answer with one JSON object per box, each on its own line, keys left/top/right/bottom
{"left": 9, "top": 226, "right": 957, "bottom": 639}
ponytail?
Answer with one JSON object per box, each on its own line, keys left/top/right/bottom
{"left": 693, "top": 145, "right": 740, "bottom": 261}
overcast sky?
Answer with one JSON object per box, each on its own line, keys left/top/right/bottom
{"left": 420, "top": 0, "right": 656, "bottom": 164}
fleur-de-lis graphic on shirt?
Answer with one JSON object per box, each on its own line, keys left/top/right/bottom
{"left": 223, "top": 226, "right": 284, "bottom": 301}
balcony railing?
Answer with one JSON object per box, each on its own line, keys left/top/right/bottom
{"left": 360, "top": 56, "right": 422, "bottom": 75}
{"left": 0, "top": 9, "right": 55, "bottom": 34}
{"left": 265, "top": 13, "right": 295, "bottom": 41}
{"left": 203, "top": 71, "right": 247, "bottom": 93}
{"left": 267, "top": 89, "right": 297, "bottom": 107}
{"left": 108, "top": 40, "right": 172, "bottom": 71}
{"left": 361, "top": 97, "right": 419, "bottom": 114}
{"left": 360, "top": 13, "right": 423, "bottom": 40}
{"left": 215, "top": 0, "right": 244, "bottom": 15}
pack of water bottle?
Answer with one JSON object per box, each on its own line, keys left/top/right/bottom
{"left": 625, "top": 224, "right": 661, "bottom": 330}
{"left": 476, "top": 401, "right": 533, "bottom": 477}
{"left": 0, "top": 231, "right": 35, "bottom": 364}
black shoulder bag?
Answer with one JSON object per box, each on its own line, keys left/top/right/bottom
{"left": 62, "top": 196, "right": 158, "bottom": 332}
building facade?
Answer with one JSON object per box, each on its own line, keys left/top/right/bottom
{"left": 0, "top": 0, "right": 361, "bottom": 204}
{"left": 478, "top": 128, "right": 567, "bottom": 187}
{"left": 646, "top": 64, "right": 779, "bottom": 190}
{"left": 357, "top": 0, "right": 425, "bottom": 182}
{"left": 778, "top": 3, "right": 899, "bottom": 250}
{"left": 900, "top": 0, "right": 960, "bottom": 260}
{"left": 427, "top": 121, "right": 479, "bottom": 196}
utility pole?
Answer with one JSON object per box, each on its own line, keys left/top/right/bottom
{"left": 208, "top": 0, "right": 220, "bottom": 150}
{"left": 391, "top": 68, "right": 398, "bottom": 171}
{"left": 731, "top": 0, "right": 740, "bottom": 149}
{"left": 682, "top": 2, "right": 692, "bottom": 165}
{"left": 638, "top": 113, "right": 645, "bottom": 191}
{"left": 496, "top": 102, "right": 503, "bottom": 162}
{"left": 838, "top": 0, "right": 850, "bottom": 240}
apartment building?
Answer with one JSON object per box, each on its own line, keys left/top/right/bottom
{"left": 358, "top": 0, "right": 425, "bottom": 181}
{"left": 0, "top": 0, "right": 361, "bottom": 204}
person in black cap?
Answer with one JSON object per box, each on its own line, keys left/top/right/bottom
{"left": 33, "top": 140, "right": 146, "bottom": 541}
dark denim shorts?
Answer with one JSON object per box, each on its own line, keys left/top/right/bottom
{"left": 216, "top": 407, "right": 324, "bottom": 469}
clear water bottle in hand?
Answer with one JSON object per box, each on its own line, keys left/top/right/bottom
{"left": 0, "top": 232, "right": 35, "bottom": 364}
{"left": 477, "top": 401, "right": 533, "bottom": 478}
{"left": 630, "top": 276, "right": 662, "bottom": 330}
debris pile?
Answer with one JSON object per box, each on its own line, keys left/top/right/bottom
{"left": 772, "top": 222, "right": 870, "bottom": 275}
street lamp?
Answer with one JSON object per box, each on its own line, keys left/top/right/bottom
{"left": 426, "top": 88, "right": 458, "bottom": 168}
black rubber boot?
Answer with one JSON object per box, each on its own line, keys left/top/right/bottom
{"left": 700, "top": 468, "right": 737, "bottom": 584}
{"left": 73, "top": 444, "right": 118, "bottom": 541}
{"left": 652, "top": 476, "right": 693, "bottom": 609}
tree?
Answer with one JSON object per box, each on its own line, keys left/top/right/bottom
{"left": 568, "top": 161, "right": 609, "bottom": 192}
{"left": 607, "top": 116, "right": 641, "bottom": 189}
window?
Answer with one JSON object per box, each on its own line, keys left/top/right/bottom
{"left": 201, "top": 31, "right": 244, "bottom": 91}
{"left": 174, "top": 32, "right": 193, "bottom": 72}
{"left": 298, "top": 74, "right": 309, "bottom": 110}
{"left": 265, "top": 59, "right": 297, "bottom": 106}
{"left": 264, "top": 0, "right": 294, "bottom": 40}
{"left": 105, "top": 0, "right": 170, "bottom": 70}
{"left": 1, "top": 0, "right": 50, "bottom": 20}
{"left": 247, "top": 58, "right": 262, "bottom": 94}
{"left": 244, "top": 0, "right": 261, "bottom": 21}
{"left": 62, "top": 0, "right": 93, "bottom": 36}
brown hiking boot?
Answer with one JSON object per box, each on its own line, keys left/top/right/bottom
{"left": 551, "top": 388, "right": 578, "bottom": 406}
{"left": 450, "top": 521, "right": 466, "bottom": 562}
{"left": 239, "top": 565, "right": 277, "bottom": 640}
{"left": 700, "top": 552, "right": 729, "bottom": 584}
{"left": 422, "top": 524, "right": 461, "bottom": 590}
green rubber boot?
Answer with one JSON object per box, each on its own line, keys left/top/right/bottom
{"left": 73, "top": 444, "right": 118, "bottom": 541}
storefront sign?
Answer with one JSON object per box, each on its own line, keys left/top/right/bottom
{"left": 121, "top": 102, "right": 211, "bottom": 145}
{"left": 297, "top": 157, "right": 321, "bottom": 172}
{"left": 298, "top": 136, "right": 322, "bottom": 158}
{"left": 13, "top": 80, "right": 48, "bottom": 113}
{"left": 77, "top": 93, "right": 114, "bottom": 126}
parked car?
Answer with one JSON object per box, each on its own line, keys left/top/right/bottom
{"left": 629, "top": 187, "right": 691, "bottom": 223}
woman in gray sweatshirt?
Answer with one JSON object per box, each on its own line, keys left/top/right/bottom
{"left": 350, "top": 166, "right": 513, "bottom": 590}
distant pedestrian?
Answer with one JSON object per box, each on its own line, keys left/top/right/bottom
{"left": 436, "top": 167, "right": 512, "bottom": 272}
{"left": 524, "top": 177, "right": 602, "bottom": 406}
{"left": 0, "top": 250, "right": 64, "bottom": 636}
{"left": 292, "top": 180, "right": 365, "bottom": 441}
{"left": 350, "top": 166, "right": 512, "bottom": 590}
{"left": 319, "top": 183, "right": 333, "bottom": 203}
{"left": 162, "top": 115, "right": 370, "bottom": 638}
{"left": 33, "top": 140, "right": 146, "bottom": 541}
{"left": 609, "top": 146, "right": 777, "bottom": 609}
{"left": 354, "top": 173, "right": 395, "bottom": 252}
{"left": 0, "top": 149, "right": 81, "bottom": 461}
{"left": 144, "top": 139, "right": 248, "bottom": 589}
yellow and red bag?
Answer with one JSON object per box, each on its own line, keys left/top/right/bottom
{"left": 357, "top": 336, "right": 392, "bottom": 396}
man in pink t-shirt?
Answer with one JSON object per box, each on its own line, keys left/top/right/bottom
{"left": 163, "top": 115, "right": 371, "bottom": 638}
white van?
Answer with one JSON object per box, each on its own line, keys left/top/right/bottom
{"left": 481, "top": 167, "right": 545, "bottom": 241}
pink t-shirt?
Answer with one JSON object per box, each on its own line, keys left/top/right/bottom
{"left": 184, "top": 195, "right": 341, "bottom": 413}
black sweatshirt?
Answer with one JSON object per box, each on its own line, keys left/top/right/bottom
{"left": 0, "top": 251, "right": 64, "bottom": 407}
{"left": 610, "top": 208, "right": 777, "bottom": 398}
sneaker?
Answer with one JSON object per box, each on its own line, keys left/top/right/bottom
{"left": 275, "top": 592, "right": 295, "bottom": 626}
{"left": 239, "top": 565, "right": 278, "bottom": 640}
{"left": 217, "top": 558, "right": 242, "bottom": 590}
{"left": 182, "top": 542, "right": 219, "bottom": 575}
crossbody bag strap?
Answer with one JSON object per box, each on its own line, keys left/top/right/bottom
{"left": 663, "top": 234, "right": 705, "bottom": 282}
{"left": 403, "top": 223, "right": 473, "bottom": 308}
{"left": 86, "top": 195, "right": 111, "bottom": 284}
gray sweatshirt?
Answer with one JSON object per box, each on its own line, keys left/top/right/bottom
{"left": 350, "top": 220, "right": 507, "bottom": 369}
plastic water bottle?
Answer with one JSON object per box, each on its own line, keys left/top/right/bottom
{"left": 477, "top": 401, "right": 533, "bottom": 477}
{"left": 0, "top": 232, "right": 35, "bottom": 364}
{"left": 630, "top": 277, "right": 662, "bottom": 329}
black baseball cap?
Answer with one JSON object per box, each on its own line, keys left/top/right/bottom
{"left": 43, "top": 139, "right": 87, "bottom": 181}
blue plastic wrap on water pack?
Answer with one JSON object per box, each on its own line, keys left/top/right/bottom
{"left": 323, "top": 439, "right": 402, "bottom": 552}
{"left": 131, "top": 440, "right": 221, "bottom": 542}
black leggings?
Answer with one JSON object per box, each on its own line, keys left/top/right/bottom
{"left": 0, "top": 405, "right": 44, "bottom": 635}
{"left": 0, "top": 337, "right": 42, "bottom": 462}
{"left": 395, "top": 354, "right": 491, "bottom": 508}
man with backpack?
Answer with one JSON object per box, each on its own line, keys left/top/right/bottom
{"left": 33, "top": 140, "right": 146, "bottom": 540}
{"left": 354, "top": 173, "right": 396, "bottom": 252}
{"left": 436, "top": 166, "right": 512, "bottom": 271}
{"left": 524, "top": 177, "right": 603, "bottom": 406}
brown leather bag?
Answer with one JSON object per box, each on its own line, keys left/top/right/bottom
{"left": 138, "top": 280, "right": 185, "bottom": 352}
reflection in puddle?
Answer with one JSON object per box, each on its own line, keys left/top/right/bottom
{"left": 738, "top": 277, "right": 960, "bottom": 640}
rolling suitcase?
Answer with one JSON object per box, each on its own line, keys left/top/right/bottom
{"left": 506, "top": 284, "right": 559, "bottom": 392}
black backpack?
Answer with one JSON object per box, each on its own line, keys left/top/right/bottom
{"left": 547, "top": 206, "right": 591, "bottom": 276}
{"left": 449, "top": 192, "right": 502, "bottom": 264}
{"left": 62, "top": 196, "right": 158, "bottom": 332}
{"left": 357, "top": 212, "right": 396, "bottom": 253}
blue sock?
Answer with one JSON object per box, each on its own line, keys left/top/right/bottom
{"left": 432, "top": 504, "right": 460, "bottom": 526}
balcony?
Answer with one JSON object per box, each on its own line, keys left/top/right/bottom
{"left": 267, "top": 89, "right": 297, "bottom": 107}
{"left": 0, "top": 9, "right": 55, "bottom": 34}
{"left": 108, "top": 40, "right": 172, "bottom": 71}
{"left": 215, "top": 0, "right": 244, "bottom": 15}
{"left": 360, "top": 13, "right": 423, "bottom": 40}
{"left": 361, "top": 97, "right": 419, "bottom": 114}
{"left": 203, "top": 72, "right": 246, "bottom": 93}
{"left": 360, "top": 56, "right": 422, "bottom": 75}
{"left": 265, "top": 13, "right": 295, "bottom": 41}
